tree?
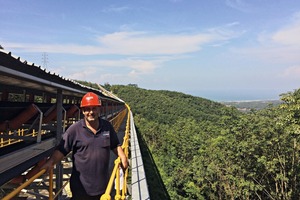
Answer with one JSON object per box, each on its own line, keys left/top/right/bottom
{"left": 275, "top": 89, "right": 300, "bottom": 199}
{"left": 111, "top": 84, "right": 300, "bottom": 199}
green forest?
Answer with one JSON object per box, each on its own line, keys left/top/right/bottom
{"left": 79, "top": 81, "right": 300, "bottom": 199}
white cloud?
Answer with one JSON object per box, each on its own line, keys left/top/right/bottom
{"left": 231, "top": 12, "right": 300, "bottom": 64}
{"left": 207, "top": 22, "right": 244, "bottom": 46}
{"left": 67, "top": 66, "right": 99, "bottom": 81}
{"left": 101, "top": 6, "right": 130, "bottom": 13}
{"left": 4, "top": 29, "right": 235, "bottom": 56}
{"left": 126, "top": 59, "right": 157, "bottom": 74}
{"left": 232, "top": 44, "right": 300, "bottom": 64}
{"left": 271, "top": 12, "right": 300, "bottom": 46}
{"left": 225, "top": 0, "right": 251, "bottom": 12}
{"left": 96, "top": 31, "right": 215, "bottom": 55}
{"left": 72, "top": 56, "right": 173, "bottom": 75}
{"left": 94, "top": 58, "right": 158, "bottom": 74}
{"left": 2, "top": 25, "right": 241, "bottom": 83}
{"left": 281, "top": 65, "right": 300, "bottom": 78}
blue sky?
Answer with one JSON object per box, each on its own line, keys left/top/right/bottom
{"left": 1, "top": 0, "right": 300, "bottom": 101}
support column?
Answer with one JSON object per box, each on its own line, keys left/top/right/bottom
{"left": 56, "top": 89, "right": 63, "bottom": 199}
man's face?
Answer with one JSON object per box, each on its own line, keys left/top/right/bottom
{"left": 81, "top": 106, "right": 100, "bottom": 122}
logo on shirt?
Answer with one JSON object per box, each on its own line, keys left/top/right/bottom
{"left": 103, "top": 131, "right": 110, "bottom": 137}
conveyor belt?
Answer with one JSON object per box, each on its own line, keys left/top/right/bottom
{"left": 0, "top": 131, "right": 55, "bottom": 156}
{"left": 0, "top": 133, "right": 56, "bottom": 186}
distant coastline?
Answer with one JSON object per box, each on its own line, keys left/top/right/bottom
{"left": 189, "top": 89, "right": 286, "bottom": 102}
{"left": 220, "top": 100, "right": 282, "bottom": 111}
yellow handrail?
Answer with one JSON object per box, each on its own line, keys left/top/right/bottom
{"left": 53, "top": 176, "right": 71, "bottom": 199}
{"left": 2, "top": 168, "right": 50, "bottom": 200}
{"left": 101, "top": 104, "right": 131, "bottom": 200}
{"left": 2, "top": 166, "right": 71, "bottom": 200}
{"left": 49, "top": 168, "right": 54, "bottom": 199}
{"left": 101, "top": 158, "right": 122, "bottom": 200}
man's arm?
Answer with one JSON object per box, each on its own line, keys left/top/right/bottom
{"left": 114, "top": 146, "right": 128, "bottom": 170}
{"left": 42, "top": 150, "right": 65, "bottom": 172}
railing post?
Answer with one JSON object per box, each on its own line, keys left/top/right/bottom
{"left": 49, "top": 167, "right": 54, "bottom": 200}
{"left": 115, "top": 166, "right": 121, "bottom": 200}
{"left": 62, "top": 107, "right": 66, "bottom": 132}
{"left": 32, "top": 104, "right": 43, "bottom": 143}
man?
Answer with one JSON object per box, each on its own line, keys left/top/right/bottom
{"left": 42, "top": 92, "right": 128, "bottom": 200}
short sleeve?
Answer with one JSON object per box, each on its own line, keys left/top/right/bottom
{"left": 55, "top": 123, "right": 77, "bottom": 156}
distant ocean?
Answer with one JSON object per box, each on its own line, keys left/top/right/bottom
{"left": 190, "top": 89, "right": 290, "bottom": 102}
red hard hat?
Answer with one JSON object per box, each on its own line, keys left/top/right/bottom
{"left": 80, "top": 92, "right": 101, "bottom": 107}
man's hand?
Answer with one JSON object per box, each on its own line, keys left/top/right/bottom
{"left": 41, "top": 150, "right": 64, "bottom": 173}
{"left": 114, "top": 146, "right": 129, "bottom": 171}
{"left": 41, "top": 159, "right": 54, "bottom": 173}
{"left": 120, "top": 155, "right": 129, "bottom": 171}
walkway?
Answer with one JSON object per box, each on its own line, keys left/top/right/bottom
{"left": 130, "top": 111, "right": 150, "bottom": 200}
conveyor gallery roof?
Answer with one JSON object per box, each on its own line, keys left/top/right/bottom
{"left": 0, "top": 49, "right": 120, "bottom": 102}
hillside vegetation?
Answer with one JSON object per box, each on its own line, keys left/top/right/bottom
{"left": 78, "top": 81, "right": 300, "bottom": 199}
{"left": 110, "top": 85, "right": 300, "bottom": 200}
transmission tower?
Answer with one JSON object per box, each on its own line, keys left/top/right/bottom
{"left": 42, "top": 52, "right": 49, "bottom": 69}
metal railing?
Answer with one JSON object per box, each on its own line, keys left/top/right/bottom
{"left": 0, "top": 129, "right": 48, "bottom": 147}
{"left": 2, "top": 168, "right": 52, "bottom": 200}
{"left": 101, "top": 105, "right": 130, "bottom": 200}
{"left": 2, "top": 107, "right": 130, "bottom": 200}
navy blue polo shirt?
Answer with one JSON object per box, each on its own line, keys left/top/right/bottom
{"left": 56, "top": 118, "right": 120, "bottom": 196}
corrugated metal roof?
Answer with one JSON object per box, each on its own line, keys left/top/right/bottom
{"left": 0, "top": 50, "right": 121, "bottom": 102}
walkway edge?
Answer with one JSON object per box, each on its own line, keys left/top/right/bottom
{"left": 130, "top": 111, "right": 150, "bottom": 200}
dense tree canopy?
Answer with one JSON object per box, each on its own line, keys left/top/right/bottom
{"left": 81, "top": 82, "right": 300, "bottom": 199}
